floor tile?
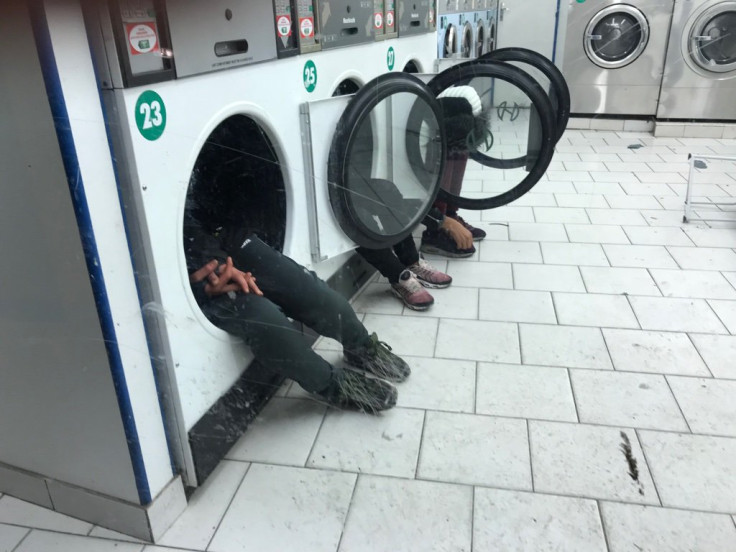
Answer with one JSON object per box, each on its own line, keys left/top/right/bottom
{"left": 532, "top": 180, "right": 577, "bottom": 194}
{"left": 587, "top": 208, "right": 649, "bottom": 226}
{"left": 509, "top": 222, "right": 568, "bottom": 242}
{"left": 360, "top": 314, "right": 438, "bottom": 357}
{"left": 476, "top": 363, "right": 577, "bottom": 422}
{"left": 417, "top": 411, "right": 531, "bottom": 489}
{"left": 88, "top": 527, "right": 146, "bottom": 544}
{"left": 226, "top": 399, "right": 325, "bottom": 465}
{"left": 478, "top": 289, "right": 556, "bottom": 324}
{"left": 640, "top": 209, "right": 691, "bottom": 226}
{"left": 574, "top": 182, "right": 626, "bottom": 195}
{"left": 565, "top": 224, "right": 631, "bottom": 244}
{"left": 688, "top": 334, "right": 736, "bottom": 378}
{"left": 481, "top": 206, "right": 535, "bottom": 223}
{"left": 639, "top": 430, "right": 736, "bottom": 513}
{"left": 0, "top": 523, "right": 29, "bottom": 552}
{"left": 513, "top": 264, "right": 586, "bottom": 292}
{"left": 709, "top": 299, "right": 736, "bottom": 333}
{"left": 209, "top": 464, "right": 355, "bottom": 552}
{"left": 548, "top": 170, "right": 592, "bottom": 182}
{"left": 634, "top": 171, "right": 686, "bottom": 183}
{"left": 603, "top": 244, "right": 678, "bottom": 269}
{"left": 478, "top": 241, "right": 542, "bottom": 264}
{"left": 591, "top": 171, "right": 639, "bottom": 184}
{"left": 580, "top": 266, "right": 660, "bottom": 296}
{"left": 394, "top": 356, "right": 475, "bottom": 413}
{"left": 553, "top": 293, "right": 640, "bottom": 329}
{"left": 444, "top": 261, "right": 513, "bottom": 289}
{"left": 14, "top": 531, "right": 142, "bottom": 552}
{"left": 564, "top": 161, "right": 608, "bottom": 172}
{"left": 158, "top": 460, "right": 248, "bottom": 550}
{"left": 0, "top": 496, "right": 92, "bottom": 535}
{"left": 668, "top": 246, "right": 736, "bottom": 271}
{"left": 308, "top": 408, "right": 423, "bottom": 477}
{"left": 435, "top": 319, "right": 520, "bottom": 363}
{"left": 511, "top": 193, "right": 557, "bottom": 207}
{"left": 554, "top": 193, "right": 608, "bottom": 208}
{"left": 609, "top": 162, "right": 652, "bottom": 173}
{"left": 338, "top": 475, "right": 472, "bottom": 552}
{"left": 650, "top": 269, "right": 736, "bottom": 299}
{"left": 668, "top": 377, "right": 736, "bottom": 437}
{"left": 604, "top": 194, "right": 663, "bottom": 210}
{"left": 533, "top": 207, "right": 589, "bottom": 224}
{"left": 570, "top": 370, "right": 688, "bottom": 431}
{"left": 628, "top": 297, "right": 728, "bottom": 334}
{"left": 600, "top": 502, "right": 736, "bottom": 552}
{"left": 529, "top": 421, "right": 657, "bottom": 504}
{"left": 682, "top": 227, "right": 736, "bottom": 248}
{"left": 623, "top": 226, "right": 694, "bottom": 246}
{"left": 405, "top": 286, "right": 478, "bottom": 319}
{"left": 520, "top": 324, "right": 612, "bottom": 369}
{"left": 603, "top": 329, "right": 710, "bottom": 376}
{"left": 621, "top": 182, "right": 675, "bottom": 196}
{"left": 350, "top": 283, "right": 404, "bottom": 315}
{"left": 474, "top": 489, "right": 606, "bottom": 552}
{"left": 541, "top": 242, "right": 609, "bottom": 266}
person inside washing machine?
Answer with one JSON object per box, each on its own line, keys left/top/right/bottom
{"left": 356, "top": 87, "right": 486, "bottom": 311}
{"left": 184, "top": 183, "right": 408, "bottom": 415}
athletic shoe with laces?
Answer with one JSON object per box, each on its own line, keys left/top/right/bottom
{"left": 344, "top": 332, "right": 412, "bottom": 382}
{"left": 390, "top": 269, "right": 434, "bottom": 310}
{"left": 408, "top": 257, "right": 452, "bottom": 289}
{"left": 419, "top": 228, "right": 476, "bottom": 258}
{"left": 318, "top": 368, "right": 397, "bottom": 414}
{"left": 448, "top": 214, "right": 486, "bottom": 241}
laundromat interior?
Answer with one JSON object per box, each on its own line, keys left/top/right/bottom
{"left": 2, "top": 0, "right": 736, "bottom": 549}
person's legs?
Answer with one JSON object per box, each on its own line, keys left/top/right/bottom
{"left": 357, "top": 246, "right": 406, "bottom": 284}
{"left": 232, "top": 235, "right": 411, "bottom": 381}
{"left": 392, "top": 234, "right": 452, "bottom": 289}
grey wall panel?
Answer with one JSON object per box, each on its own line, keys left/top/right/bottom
{"left": 0, "top": 2, "right": 139, "bottom": 504}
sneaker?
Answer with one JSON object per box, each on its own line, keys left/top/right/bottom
{"left": 448, "top": 214, "right": 486, "bottom": 241}
{"left": 391, "top": 269, "right": 434, "bottom": 310}
{"left": 408, "top": 257, "right": 452, "bottom": 289}
{"left": 345, "top": 332, "right": 411, "bottom": 382}
{"left": 419, "top": 229, "right": 476, "bottom": 258}
{"left": 318, "top": 369, "right": 397, "bottom": 414}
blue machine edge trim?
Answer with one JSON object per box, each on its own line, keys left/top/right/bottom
{"left": 552, "top": 0, "right": 562, "bottom": 63}
{"left": 29, "top": 1, "right": 152, "bottom": 505}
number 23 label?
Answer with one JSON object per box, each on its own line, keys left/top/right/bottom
{"left": 135, "top": 90, "right": 167, "bottom": 141}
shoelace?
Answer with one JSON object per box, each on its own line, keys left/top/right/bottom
{"left": 367, "top": 333, "right": 393, "bottom": 354}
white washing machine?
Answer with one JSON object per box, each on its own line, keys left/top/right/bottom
{"left": 561, "top": 0, "right": 675, "bottom": 115}
{"left": 657, "top": 0, "right": 736, "bottom": 120}
{"left": 88, "top": 0, "right": 437, "bottom": 486}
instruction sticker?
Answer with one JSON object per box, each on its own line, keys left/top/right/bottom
{"left": 126, "top": 22, "right": 159, "bottom": 55}
{"left": 374, "top": 12, "right": 383, "bottom": 29}
{"left": 277, "top": 15, "right": 291, "bottom": 37}
{"left": 386, "top": 11, "right": 394, "bottom": 27}
{"left": 299, "top": 17, "right": 314, "bottom": 38}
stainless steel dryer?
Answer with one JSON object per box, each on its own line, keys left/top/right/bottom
{"left": 657, "top": 0, "right": 736, "bottom": 120}
{"left": 561, "top": 0, "right": 675, "bottom": 115}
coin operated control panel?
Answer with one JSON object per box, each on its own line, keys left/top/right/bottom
{"left": 317, "top": 0, "right": 375, "bottom": 49}
{"left": 398, "top": 0, "right": 435, "bottom": 36}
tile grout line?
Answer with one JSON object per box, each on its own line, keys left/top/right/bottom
{"left": 567, "top": 368, "right": 582, "bottom": 423}
{"left": 633, "top": 429, "right": 664, "bottom": 508}
{"left": 414, "top": 410, "right": 429, "bottom": 480}
{"left": 526, "top": 419, "right": 535, "bottom": 493}
{"left": 662, "top": 375, "right": 693, "bottom": 434}
{"left": 203, "top": 461, "right": 252, "bottom": 552}
{"left": 684, "top": 332, "right": 715, "bottom": 378}
{"left": 469, "top": 485, "right": 475, "bottom": 552}
{"left": 596, "top": 500, "right": 613, "bottom": 552}
{"left": 333, "top": 471, "right": 360, "bottom": 552}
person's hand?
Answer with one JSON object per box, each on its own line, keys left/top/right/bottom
{"left": 441, "top": 216, "right": 474, "bottom": 249}
{"left": 190, "top": 257, "right": 263, "bottom": 297}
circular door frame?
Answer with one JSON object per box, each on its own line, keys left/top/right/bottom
{"left": 460, "top": 20, "right": 474, "bottom": 58}
{"left": 328, "top": 73, "right": 447, "bottom": 249}
{"left": 686, "top": 1, "right": 736, "bottom": 75}
{"left": 476, "top": 19, "right": 486, "bottom": 58}
{"left": 405, "top": 59, "right": 557, "bottom": 210}
{"left": 584, "top": 4, "right": 650, "bottom": 69}
{"left": 444, "top": 23, "right": 457, "bottom": 57}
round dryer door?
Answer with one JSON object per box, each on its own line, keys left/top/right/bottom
{"left": 689, "top": 2, "right": 736, "bottom": 73}
{"left": 584, "top": 5, "right": 650, "bottom": 69}
{"left": 328, "top": 73, "right": 446, "bottom": 249}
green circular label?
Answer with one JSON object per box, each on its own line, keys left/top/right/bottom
{"left": 303, "top": 60, "right": 318, "bottom": 93}
{"left": 387, "top": 46, "right": 395, "bottom": 70}
{"left": 135, "top": 90, "right": 166, "bottom": 141}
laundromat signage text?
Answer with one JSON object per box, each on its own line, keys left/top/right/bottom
{"left": 135, "top": 90, "right": 167, "bottom": 141}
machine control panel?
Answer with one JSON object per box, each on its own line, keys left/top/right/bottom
{"left": 398, "top": 0, "right": 435, "bottom": 36}
{"left": 273, "top": 0, "right": 300, "bottom": 58}
{"left": 318, "top": 1, "right": 375, "bottom": 49}
{"left": 296, "top": 0, "right": 321, "bottom": 53}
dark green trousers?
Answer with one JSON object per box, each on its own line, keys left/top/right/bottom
{"left": 199, "top": 236, "right": 369, "bottom": 393}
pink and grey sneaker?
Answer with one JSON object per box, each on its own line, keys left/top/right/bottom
{"left": 408, "top": 257, "right": 452, "bottom": 289}
{"left": 391, "top": 269, "right": 434, "bottom": 310}
{"left": 448, "top": 214, "right": 486, "bottom": 241}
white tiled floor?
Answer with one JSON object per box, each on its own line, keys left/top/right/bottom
{"left": 2, "top": 129, "right": 736, "bottom": 551}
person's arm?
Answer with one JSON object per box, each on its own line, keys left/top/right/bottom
{"left": 190, "top": 257, "right": 263, "bottom": 298}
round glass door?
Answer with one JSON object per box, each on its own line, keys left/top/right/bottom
{"left": 328, "top": 73, "right": 446, "bottom": 249}
{"left": 444, "top": 24, "right": 457, "bottom": 57}
{"left": 476, "top": 21, "right": 486, "bottom": 58}
{"left": 460, "top": 21, "right": 473, "bottom": 58}
{"left": 584, "top": 5, "right": 649, "bottom": 69}
{"left": 690, "top": 3, "right": 736, "bottom": 73}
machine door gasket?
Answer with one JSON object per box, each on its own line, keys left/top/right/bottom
{"left": 405, "top": 59, "right": 557, "bottom": 210}
{"left": 328, "top": 73, "right": 447, "bottom": 249}
{"left": 688, "top": 1, "right": 736, "bottom": 74}
{"left": 584, "top": 4, "right": 650, "bottom": 69}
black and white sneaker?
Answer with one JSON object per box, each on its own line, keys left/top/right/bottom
{"left": 419, "top": 229, "right": 476, "bottom": 258}
{"left": 345, "top": 333, "right": 411, "bottom": 383}
{"left": 318, "top": 369, "right": 397, "bottom": 414}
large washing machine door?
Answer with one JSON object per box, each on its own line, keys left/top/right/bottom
{"left": 584, "top": 4, "right": 650, "bottom": 69}
{"left": 689, "top": 2, "right": 736, "bottom": 74}
{"left": 328, "top": 73, "right": 447, "bottom": 249}
{"left": 460, "top": 20, "right": 474, "bottom": 58}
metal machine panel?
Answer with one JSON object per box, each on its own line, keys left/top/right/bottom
{"left": 398, "top": 0, "right": 435, "bottom": 36}
{"left": 384, "top": 0, "right": 398, "bottom": 39}
{"left": 166, "top": 0, "right": 277, "bottom": 77}
{"left": 318, "top": 0, "right": 375, "bottom": 49}
{"left": 274, "top": 0, "right": 299, "bottom": 57}
{"left": 296, "top": 0, "right": 321, "bottom": 53}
